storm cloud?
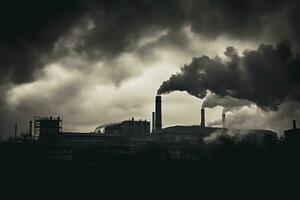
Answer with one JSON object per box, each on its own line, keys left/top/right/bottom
{"left": 1, "top": 0, "right": 300, "bottom": 85}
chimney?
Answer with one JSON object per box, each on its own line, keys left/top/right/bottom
{"left": 152, "top": 112, "right": 155, "bottom": 132}
{"left": 14, "top": 122, "right": 18, "bottom": 138}
{"left": 293, "top": 120, "right": 297, "bottom": 129}
{"left": 29, "top": 121, "right": 32, "bottom": 136}
{"left": 155, "top": 96, "right": 162, "bottom": 130}
{"left": 222, "top": 113, "right": 226, "bottom": 128}
{"left": 201, "top": 108, "right": 205, "bottom": 128}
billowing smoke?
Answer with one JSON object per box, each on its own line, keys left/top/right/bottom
{"left": 158, "top": 40, "right": 300, "bottom": 111}
{"left": 207, "top": 100, "right": 300, "bottom": 134}
{"left": 202, "top": 93, "right": 252, "bottom": 113}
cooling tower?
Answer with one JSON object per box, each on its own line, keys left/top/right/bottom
{"left": 155, "top": 96, "right": 162, "bottom": 130}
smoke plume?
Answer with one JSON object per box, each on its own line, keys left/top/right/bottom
{"left": 202, "top": 93, "right": 252, "bottom": 113}
{"left": 158, "top": 40, "right": 300, "bottom": 111}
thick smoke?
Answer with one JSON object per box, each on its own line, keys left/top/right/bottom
{"left": 202, "top": 93, "right": 252, "bottom": 113}
{"left": 208, "top": 100, "right": 300, "bottom": 134}
{"left": 158, "top": 40, "right": 300, "bottom": 110}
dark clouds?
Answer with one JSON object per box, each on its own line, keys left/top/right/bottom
{"left": 158, "top": 40, "right": 300, "bottom": 110}
{"left": 0, "top": 0, "right": 89, "bottom": 83}
{"left": 1, "top": 0, "right": 300, "bottom": 85}
{"left": 1, "top": 0, "right": 300, "bottom": 137}
{"left": 71, "top": 0, "right": 300, "bottom": 63}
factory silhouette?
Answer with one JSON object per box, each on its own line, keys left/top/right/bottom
{"left": 6, "top": 95, "right": 299, "bottom": 159}
{"left": 1, "top": 95, "right": 300, "bottom": 195}
{"left": 12, "top": 95, "right": 283, "bottom": 145}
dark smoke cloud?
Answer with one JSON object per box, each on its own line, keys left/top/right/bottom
{"left": 1, "top": 0, "right": 300, "bottom": 85}
{"left": 158, "top": 40, "right": 300, "bottom": 110}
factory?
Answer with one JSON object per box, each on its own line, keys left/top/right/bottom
{"left": 32, "top": 116, "right": 150, "bottom": 147}
{"left": 94, "top": 118, "right": 150, "bottom": 137}
{"left": 284, "top": 120, "right": 300, "bottom": 143}
{"left": 150, "top": 96, "right": 278, "bottom": 145}
{"left": 9, "top": 95, "right": 292, "bottom": 161}
{"left": 24, "top": 95, "right": 278, "bottom": 149}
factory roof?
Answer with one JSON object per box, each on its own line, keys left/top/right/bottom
{"left": 158, "top": 126, "right": 277, "bottom": 138}
{"left": 284, "top": 120, "right": 300, "bottom": 135}
{"left": 60, "top": 132, "right": 125, "bottom": 139}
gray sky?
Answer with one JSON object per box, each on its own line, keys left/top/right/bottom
{"left": 0, "top": 0, "right": 299, "bottom": 138}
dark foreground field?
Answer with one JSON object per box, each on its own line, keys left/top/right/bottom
{"left": 1, "top": 139, "right": 300, "bottom": 198}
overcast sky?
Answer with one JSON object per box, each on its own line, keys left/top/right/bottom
{"left": 0, "top": 0, "right": 299, "bottom": 138}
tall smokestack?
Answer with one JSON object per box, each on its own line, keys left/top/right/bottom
{"left": 222, "top": 113, "right": 226, "bottom": 128}
{"left": 29, "top": 121, "right": 33, "bottom": 136}
{"left": 152, "top": 112, "right": 155, "bottom": 132}
{"left": 155, "top": 96, "right": 162, "bottom": 131}
{"left": 14, "top": 122, "right": 18, "bottom": 138}
{"left": 201, "top": 108, "right": 205, "bottom": 128}
{"left": 293, "top": 120, "right": 297, "bottom": 129}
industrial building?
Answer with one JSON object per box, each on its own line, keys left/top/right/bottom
{"left": 95, "top": 118, "right": 150, "bottom": 137}
{"left": 151, "top": 96, "right": 277, "bottom": 144}
{"left": 158, "top": 126, "right": 277, "bottom": 145}
{"left": 35, "top": 116, "right": 62, "bottom": 144}
{"left": 33, "top": 116, "right": 150, "bottom": 147}
{"left": 7, "top": 94, "right": 285, "bottom": 162}
{"left": 284, "top": 120, "right": 300, "bottom": 143}
{"left": 27, "top": 95, "right": 278, "bottom": 149}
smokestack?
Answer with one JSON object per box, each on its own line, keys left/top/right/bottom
{"left": 152, "top": 112, "right": 155, "bottom": 132}
{"left": 222, "top": 113, "right": 226, "bottom": 128}
{"left": 201, "top": 108, "right": 205, "bottom": 128}
{"left": 293, "top": 120, "right": 297, "bottom": 129}
{"left": 155, "top": 96, "right": 162, "bottom": 131}
{"left": 14, "top": 122, "right": 18, "bottom": 138}
{"left": 29, "top": 121, "right": 33, "bottom": 136}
